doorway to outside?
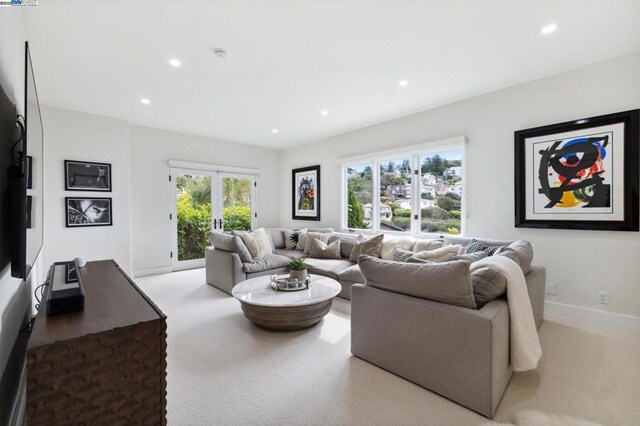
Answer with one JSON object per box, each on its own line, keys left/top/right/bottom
{"left": 170, "top": 167, "right": 256, "bottom": 271}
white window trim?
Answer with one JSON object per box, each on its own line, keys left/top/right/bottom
{"left": 339, "top": 136, "right": 466, "bottom": 238}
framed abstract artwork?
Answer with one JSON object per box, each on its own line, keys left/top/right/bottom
{"left": 292, "top": 165, "right": 320, "bottom": 221}
{"left": 515, "top": 109, "right": 639, "bottom": 231}
{"left": 65, "top": 160, "right": 112, "bottom": 192}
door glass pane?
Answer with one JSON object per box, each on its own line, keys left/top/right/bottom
{"left": 176, "top": 174, "right": 212, "bottom": 261}
{"left": 379, "top": 157, "right": 412, "bottom": 232}
{"left": 346, "top": 164, "right": 373, "bottom": 229}
{"left": 222, "top": 177, "right": 252, "bottom": 231}
{"left": 420, "top": 149, "right": 463, "bottom": 234}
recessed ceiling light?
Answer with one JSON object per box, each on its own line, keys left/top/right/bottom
{"left": 272, "top": 129, "right": 279, "bottom": 134}
{"left": 321, "top": 110, "right": 329, "bottom": 116}
{"left": 140, "top": 98, "right": 151, "bottom": 105}
{"left": 541, "top": 23, "right": 558, "bottom": 35}
{"left": 169, "top": 58, "right": 182, "bottom": 67}
{"left": 398, "top": 80, "right": 409, "bottom": 87}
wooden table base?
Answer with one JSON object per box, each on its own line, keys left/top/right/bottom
{"left": 240, "top": 299, "right": 334, "bottom": 331}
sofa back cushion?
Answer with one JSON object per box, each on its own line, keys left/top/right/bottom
{"left": 209, "top": 232, "right": 254, "bottom": 263}
{"left": 358, "top": 255, "right": 477, "bottom": 309}
{"left": 471, "top": 266, "right": 507, "bottom": 308}
{"left": 266, "top": 228, "right": 287, "bottom": 249}
{"left": 328, "top": 234, "right": 357, "bottom": 259}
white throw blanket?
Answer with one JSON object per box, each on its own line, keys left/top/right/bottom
{"left": 471, "top": 255, "right": 542, "bottom": 372}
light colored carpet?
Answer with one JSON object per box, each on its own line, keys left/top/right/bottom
{"left": 136, "top": 269, "right": 640, "bottom": 426}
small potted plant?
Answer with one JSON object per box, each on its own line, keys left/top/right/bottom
{"left": 289, "top": 258, "right": 308, "bottom": 282}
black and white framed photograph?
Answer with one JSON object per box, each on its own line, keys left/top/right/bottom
{"left": 515, "top": 109, "right": 639, "bottom": 231}
{"left": 65, "top": 160, "right": 112, "bottom": 191}
{"left": 26, "top": 155, "right": 32, "bottom": 189}
{"left": 65, "top": 197, "right": 113, "bottom": 227}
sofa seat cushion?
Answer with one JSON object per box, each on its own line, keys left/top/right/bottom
{"left": 338, "top": 264, "right": 364, "bottom": 284}
{"left": 242, "top": 254, "right": 291, "bottom": 273}
{"left": 274, "top": 249, "right": 306, "bottom": 259}
{"left": 358, "top": 255, "right": 477, "bottom": 309}
{"left": 305, "top": 258, "right": 353, "bottom": 280}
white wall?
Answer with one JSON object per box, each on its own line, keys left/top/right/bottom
{"left": 42, "top": 106, "right": 132, "bottom": 273}
{"left": 279, "top": 51, "right": 640, "bottom": 319}
{"left": 128, "top": 125, "right": 281, "bottom": 275}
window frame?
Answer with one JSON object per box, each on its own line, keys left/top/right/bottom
{"left": 339, "top": 137, "right": 466, "bottom": 238}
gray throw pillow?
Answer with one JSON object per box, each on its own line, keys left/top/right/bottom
{"left": 209, "top": 232, "right": 254, "bottom": 264}
{"left": 405, "top": 257, "right": 434, "bottom": 264}
{"left": 393, "top": 247, "right": 414, "bottom": 262}
{"left": 308, "top": 238, "right": 342, "bottom": 259}
{"left": 358, "top": 255, "right": 477, "bottom": 309}
{"left": 349, "top": 234, "right": 384, "bottom": 263}
{"left": 451, "top": 251, "right": 488, "bottom": 263}
{"left": 304, "top": 232, "right": 331, "bottom": 254}
{"left": 471, "top": 266, "right": 507, "bottom": 308}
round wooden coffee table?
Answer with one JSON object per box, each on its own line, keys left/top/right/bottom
{"left": 232, "top": 275, "right": 341, "bottom": 331}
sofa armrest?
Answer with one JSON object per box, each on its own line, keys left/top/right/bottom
{"left": 351, "top": 284, "right": 511, "bottom": 418}
{"left": 205, "top": 247, "right": 246, "bottom": 295}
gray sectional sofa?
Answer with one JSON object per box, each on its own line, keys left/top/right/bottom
{"left": 205, "top": 228, "right": 546, "bottom": 418}
{"left": 205, "top": 228, "right": 545, "bottom": 327}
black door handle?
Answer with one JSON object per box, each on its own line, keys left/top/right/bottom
{"left": 213, "top": 219, "right": 217, "bottom": 230}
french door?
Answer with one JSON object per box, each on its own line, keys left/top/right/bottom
{"left": 170, "top": 167, "right": 256, "bottom": 271}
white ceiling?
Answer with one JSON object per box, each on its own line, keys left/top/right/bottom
{"left": 23, "top": 0, "right": 640, "bottom": 149}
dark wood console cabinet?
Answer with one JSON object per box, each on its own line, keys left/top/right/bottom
{"left": 26, "top": 260, "right": 167, "bottom": 425}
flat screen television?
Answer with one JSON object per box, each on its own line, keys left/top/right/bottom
{"left": 23, "top": 41, "right": 44, "bottom": 279}
{"left": 0, "top": 42, "right": 43, "bottom": 280}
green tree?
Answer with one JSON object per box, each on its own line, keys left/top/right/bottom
{"left": 347, "top": 188, "right": 368, "bottom": 228}
{"left": 422, "top": 154, "right": 448, "bottom": 177}
{"left": 435, "top": 196, "right": 460, "bottom": 212}
{"left": 444, "top": 192, "right": 461, "bottom": 201}
{"left": 380, "top": 173, "right": 405, "bottom": 186}
{"left": 176, "top": 193, "right": 211, "bottom": 260}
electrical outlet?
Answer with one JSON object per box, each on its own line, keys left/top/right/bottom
{"left": 545, "top": 283, "right": 557, "bottom": 296}
{"left": 597, "top": 291, "right": 609, "bottom": 305}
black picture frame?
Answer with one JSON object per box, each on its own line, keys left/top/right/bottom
{"left": 65, "top": 197, "right": 113, "bottom": 227}
{"left": 26, "top": 155, "right": 32, "bottom": 189}
{"left": 65, "top": 160, "right": 112, "bottom": 192}
{"left": 292, "top": 165, "right": 321, "bottom": 221}
{"left": 515, "top": 109, "right": 639, "bottom": 231}
{"left": 65, "top": 261, "right": 78, "bottom": 283}
{"left": 26, "top": 195, "right": 32, "bottom": 229}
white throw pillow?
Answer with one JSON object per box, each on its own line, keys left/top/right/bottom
{"left": 409, "top": 244, "right": 463, "bottom": 263}
{"left": 283, "top": 229, "right": 299, "bottom": 250}
{"left": 380, "top": 235, "right": 416, "bottom": 260}
{"left": 237, "top": 228, "right": 273, "bottom": 259}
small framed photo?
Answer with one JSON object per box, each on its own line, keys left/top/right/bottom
{"left": 65, "top": 197, "right": 113, "bottom": 227}
{"left": 26, "top": 156, "right": 32, "bottom": 189}
{"left": 66, "top": 261, "right": 78, "bottom": 283}
{"left": 515, "top": 109, "right": 639, "bottom": 231}
{"left": 65, "top": 160, "right": 112, "bottom": 192}
{"left": 292, "top": 165, "right": 320, "bottom": 221}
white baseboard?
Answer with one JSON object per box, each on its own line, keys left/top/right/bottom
{"left": 132, "top": 266, "right": 172, "bottom": 279}
{"left": 544, "top": 301, "right": 640, "bottom": 331}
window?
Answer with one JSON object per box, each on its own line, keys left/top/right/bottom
{"left": 341, "top": 139, "right": 464, "bottom": 236}
{"left": 420, "top": 149, "right": 463, "bottom": 235}
{"left": 345, "top": 163, "right": 373, "bottom": 229}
